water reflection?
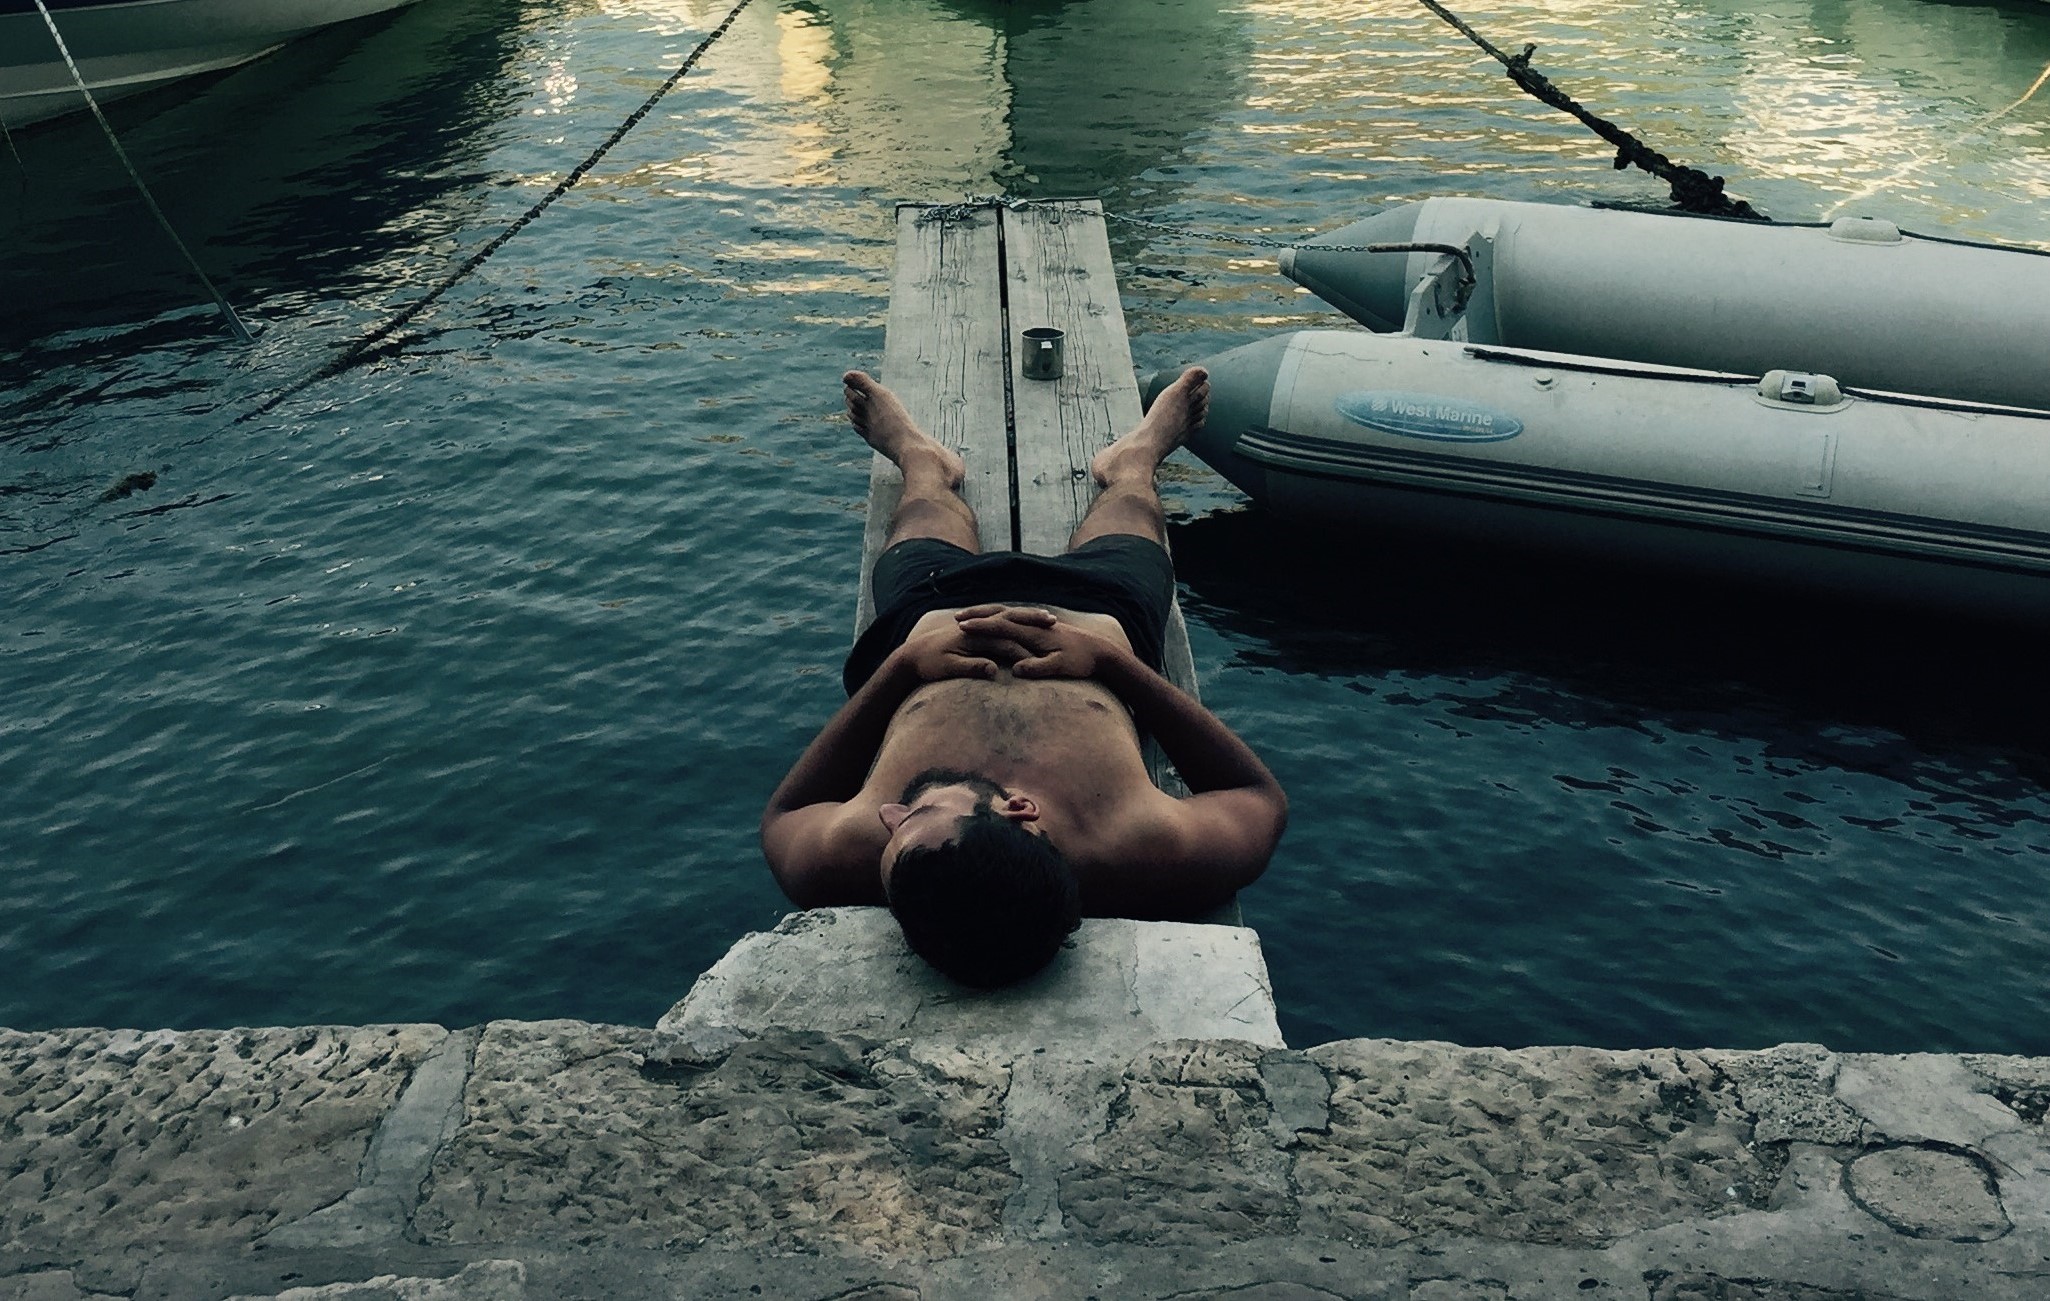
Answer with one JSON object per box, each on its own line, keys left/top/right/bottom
{"left": 1721, "top": 0, "right": 2050, "bottom": 224}
{"left": 589, "top": 0, "right": 1251, "bottom": 198}
{"left": 1172, "top": 505, "right": 2050, "bottom": 1051}
{"left": 0, "top": 0, "right": 530, "bottom": 352}
{"left": 1205, "top": 0, "right": 2050, "bottom": 237}
{"left": 1169, "top": 507, "right": 2050, "bottom": 770}
{"left": 584, "top": 0, "right": 1009, "bottom": 194}
{"left": 937, "top": 0, "right": 1251, "bottom": 202}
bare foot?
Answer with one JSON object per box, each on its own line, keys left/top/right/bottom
{"left": 1093, "top": 366, "right": 1208, "bottom": 487}
{"left": 844, "top": 371, "right": 965, "bottom": 487}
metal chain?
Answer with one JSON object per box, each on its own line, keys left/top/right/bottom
{"left": 1104, "top": 210, "right": 1391, "bottom": 254}
{"left": 911, "top": 194, "right": 1392, "bottom": 253}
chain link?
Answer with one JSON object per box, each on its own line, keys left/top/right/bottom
{"left": 1104, "top": 211, "right": 1388, "bottom": 254}
{"left": 910, "top": 195, "right": 1391, "bottom": 253}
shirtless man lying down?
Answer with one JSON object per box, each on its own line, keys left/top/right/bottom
{"left": 761, "top": 367, "right": 1287, "bottom": 987}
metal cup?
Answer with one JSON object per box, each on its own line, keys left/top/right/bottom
{"left": 1021, "top": 327, "right": 1065, "bottom": 380}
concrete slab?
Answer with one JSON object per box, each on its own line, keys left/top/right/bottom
{"left": 658, "top": 907, "right": 1283, "bottom": 1053}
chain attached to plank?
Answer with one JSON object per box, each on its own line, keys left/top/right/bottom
{"left": 911, "top": 195, "right": 1399, "bottom": 254}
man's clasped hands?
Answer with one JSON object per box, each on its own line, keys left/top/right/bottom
{"left": 895, "top": 605, "right": 1117, "bottom": 683}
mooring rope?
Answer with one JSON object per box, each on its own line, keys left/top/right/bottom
{"left": 239, "top": 0, "right": 756, "bottom": 422}
{"left": 1413, "top": 0, "right": 1762, "bottom": 220}
{"left": 31, "top": 0, "right": 255, "bottom": 343}
{"left": 2, "top": 120, "right": 24, "bottom": 193}
{"left": 1823, "top": 56, "right": 2050, "bottom": 220}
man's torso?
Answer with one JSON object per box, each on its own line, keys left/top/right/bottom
{"left": 837, "top": 605, "right": 1176, "bottom": 881}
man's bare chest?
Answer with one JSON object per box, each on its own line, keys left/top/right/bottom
{"left": 881, "top": 675, "right": 1139, "bottom": 769}
{"left": 845, "top": 674, "right": 1168, "bottom": 873}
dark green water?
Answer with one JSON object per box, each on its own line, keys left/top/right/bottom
{"left": 4, "top": 0, "right": 2048, "bottom": 1050}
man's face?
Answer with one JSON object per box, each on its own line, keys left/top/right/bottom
{"left": 880, "top": 783, "right": 991, "bottom": 863}
{"left": 878, "top": 771, "right": 1042, "bottom": 887}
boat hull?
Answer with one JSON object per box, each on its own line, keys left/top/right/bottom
{"left": 0, "top": 0, "right": 425, "bottom": 127}
{"left": 1282, "top": 198, "right": 2050, "bottom": 414}
{"left": 1170, "top": 330, "right": 2050, "bottom": 620}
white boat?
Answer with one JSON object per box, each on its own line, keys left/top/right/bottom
{"left": 0, "top": 0, "right": 427, "bottom": 129}
{"left": 1162, "top": 198, "right": 2050, "bottom": 618}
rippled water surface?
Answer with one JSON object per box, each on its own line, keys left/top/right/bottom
{"left": 5, "top": 0, "right": 2049, "bottom": 1049}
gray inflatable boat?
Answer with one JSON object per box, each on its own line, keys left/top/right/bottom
{"left": 1158, "top": 198, "right": 2050, "bottom": 617}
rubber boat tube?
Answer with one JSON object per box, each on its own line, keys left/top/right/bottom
{"left": 1281, "top": 198, "right": 2050, "bottom": 413}
{"left": 1155, "top": 329, "right": 2050, "bottom": 619}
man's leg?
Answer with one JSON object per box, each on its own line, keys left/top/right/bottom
{"left": 845, "top": 370, "right": 980, "bottom": 552}
{"left": 1066, "top": 367, "right": 1210, "bottom": 551}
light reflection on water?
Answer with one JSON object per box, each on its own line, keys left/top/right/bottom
{"left": 2, "top": 0, "right": 2047, "bottom": 1050}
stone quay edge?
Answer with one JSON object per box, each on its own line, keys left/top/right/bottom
{"left": 3, "top": 910, "right": 2047, "bottom": 1300}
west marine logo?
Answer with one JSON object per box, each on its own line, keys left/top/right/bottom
{"left": 1335, "top": 390, "right": 1523, "bottom": 443}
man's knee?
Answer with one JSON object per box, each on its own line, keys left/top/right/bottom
{"left": 895, "top": 491, "right": 971, "bottom": 521}
{"left": 889, "top": 497, "right": 978, "bottom": 548}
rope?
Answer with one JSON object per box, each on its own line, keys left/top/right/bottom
{"left": 1823, "top": 56, "right": 2050, "bottom": 220}
{"left": 240, "top": 0, "right": 756, "bottom": 422}
{"left": 1413, "top": 0, "right": 1762, "bottom": 220}
{"left": 2, "top": 119, "right": 24, "bottom": 194}
{"left": 32, "top": 0, "right": 254, "bottom": 343}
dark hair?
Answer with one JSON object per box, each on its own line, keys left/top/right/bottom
{"left": 886, "top": 808, "right": 1081, "bottom": 988}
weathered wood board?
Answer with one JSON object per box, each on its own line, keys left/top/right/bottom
{"left": 1000, "top": 201, "right": 1199, "bottom": 710}
{"left": 1003, "top": 202, "right": 1127, "bottom": 557}
{"left": 855, "top": 205, "right": 1009, "bottom": 633}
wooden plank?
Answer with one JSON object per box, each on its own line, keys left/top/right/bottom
{"left": 1003, "top": 200, "right": 1128, "bottom": 556}
{"left": 1001, "top": 200, "right": 1204, "bottom": 817}
{"left": 1001, "top": 201, "right": 1200, "bottom": 700}
{"left": 856, "top": 204, "right": 1011, "bottom": 634}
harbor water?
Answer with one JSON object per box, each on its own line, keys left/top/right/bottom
{"left": 4, "top": 0, "right": 2048, "bottom": 1050}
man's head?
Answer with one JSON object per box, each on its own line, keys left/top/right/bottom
{"left": 879, "top": 768, "right": 1081, "bottom": 987}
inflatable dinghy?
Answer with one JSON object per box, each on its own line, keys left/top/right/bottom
{"left": 1161, "top": 198, "right": 2050, "bottom": 616}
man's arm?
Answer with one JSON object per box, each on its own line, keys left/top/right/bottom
{"left": 760, "top": 622, "right": 1027, "bottom": 907}
{"left": 957, "top": 609, "right": 1288, "bottom": 913}
{"left": 760, "top": 651, "right": 919, "bottom": 907}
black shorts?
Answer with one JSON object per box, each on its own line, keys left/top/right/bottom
{"left": 843, "top": 535, "right": 1176, "bottom": 694}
